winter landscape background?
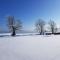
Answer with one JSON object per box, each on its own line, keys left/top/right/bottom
{"left": 0, "top": 0, "right": 60, "bottom": 60}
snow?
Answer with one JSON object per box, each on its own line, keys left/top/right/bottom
{"left": 0, "top": 34, "right": 60, "bottom": 60}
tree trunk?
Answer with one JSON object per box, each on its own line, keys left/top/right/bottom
{"left": 11, "top": 27, "right": 16, "bottom": 36}
{"left": 52, "top": 28, "right": 54, "bottom": 34}
{"left": 40, "top": 27, "right": 43, "bottom": 35}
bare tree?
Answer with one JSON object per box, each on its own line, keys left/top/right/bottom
{"left": 35, "top": 19, "right": 45, "bottom": 35}
{"left": 48, "top": 19, "right": 57, "bottom": 34}
{"left": 7, "top": 16, "right": 22, "bottom": 36}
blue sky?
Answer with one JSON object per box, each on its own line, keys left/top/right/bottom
{"left": 0, "top": 0, "right": 60, "bottom": 31}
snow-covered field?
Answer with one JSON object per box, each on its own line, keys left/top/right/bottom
{"left": 0, "top": 34, "right": 60, "bottom": 60}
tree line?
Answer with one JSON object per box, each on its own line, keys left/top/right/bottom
{"left": 7, "top": 16, "right": 58, "bottom": 36}
{"left": 35, "top": 19, "right": 57, "bottom": 35}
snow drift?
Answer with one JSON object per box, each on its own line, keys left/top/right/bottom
{"left": 0, "top": 34, "right": 60, "bottom": 60}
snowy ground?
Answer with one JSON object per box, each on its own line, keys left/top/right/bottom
{"left": 0, "top": 34, "right": 60, "bottom": 60}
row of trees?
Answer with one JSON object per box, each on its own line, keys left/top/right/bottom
{"left": 35, "top": 19, "right": 57, "bottom": 35}
{"left": 7, "top": 16, "right": 57, "bottom": 36}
